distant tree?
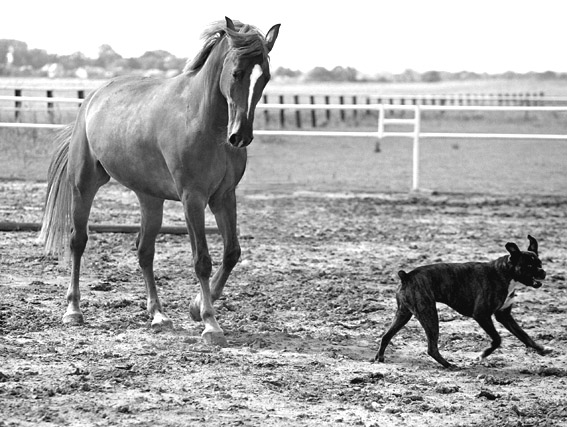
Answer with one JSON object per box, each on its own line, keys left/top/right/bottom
{"left": 273, "top": 66, "right": 301, "bottom": 79}
{"left": 0, "top": 40, "right": 28, "bottom": 66}
{"left": 59, "top": 51, "right": 89, "bottom": 70}
{"left": 305, "top": 66, "right": 334, "bottom": 81}
{"left": 538, "top": 71, "right": 557, "bottom": 80}
{"left": 330, "top": 66, "right": 358, "bottom": 81}
{"left": 305, "top": 66, "right": 361, "bottom": 82}
{"left": 399, "top": 69, "right": 420, "bottom": 83}
{"left": 421, "top": 70, "right": 441, "bottom": 83}
{"left": 502, "top": 71, "right": 521, "bottom": 80}
{"left": 137, "top": 50, "right": 177, "bottom": 70}
{"left": 95, "top": 44, "right": 122, "bottom": 68}
{"left": 454, "top": 71, "right": 482, "bottom": 80}
{"left": 25, "top": 49, "right": 53, "bottom": 70}
{"left": 126, "top": 57, "right": 142, "bottom": 70}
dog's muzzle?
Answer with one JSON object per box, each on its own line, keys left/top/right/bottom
{"left": 532, "top": 268, "right": 546, "bottom": 288}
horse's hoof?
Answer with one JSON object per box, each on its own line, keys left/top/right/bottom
{"left": 189, "top": 303, "right": 202, "bottom": 322}
{"left": 62, "top": 312, "right": 84, "bottom": 325}
{"left": 151, "top": 318, "right": 173, "bottom": 332}
{"left": 202, "top": 331, "right": 228, "bottom": 347}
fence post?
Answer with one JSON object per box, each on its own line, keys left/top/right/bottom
{"left": 77, "top": 89, "right": 85, "bottom": 108}
{"left": 263, "top": 94, "right": 270, "bottom": 126}
{"left": 376, "top": 104, "right": 384, "bottom": 153}
{"left": 294, "top": 94, "right": 301, "bottom": 128}
{"left": 339, "top": 95, "right": 345, "bottom": 122}
{"left": 412, "top": 105, "right": 421, "bottom": 192}
{"left": 279, "top": 95, "right": 285, "bottom": 128}
{"left": 47, "top": 90, "right": 54, "bottom": 123}
{"left": 325, "top": 95, "right": 331, "bottom": 122}
{"left": 310, "top": 95, "right": 317, "bottom": 127}
{"left": 14, "top": 89, "right": 22, "bottom": 122}
{"left": 352, "top": 95, "right": 358, "bottom": 123}
{"left": 377, "top": 104, "right": 384, "bottom": 139}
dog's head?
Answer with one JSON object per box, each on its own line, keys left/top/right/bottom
{"left": 505, "top": 235, "right": 546, "bottom": 288}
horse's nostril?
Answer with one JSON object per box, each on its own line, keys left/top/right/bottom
{"left": 229, "top": 133, "right": 253, "bottom": 148}
{"left": 229, "top": 134, "right": 241, "bottom": 146}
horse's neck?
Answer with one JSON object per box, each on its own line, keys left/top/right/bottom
{"left": 183, "top": 44, "right": 228, "bottom": 129}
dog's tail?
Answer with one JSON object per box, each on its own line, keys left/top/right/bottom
{"left": 398, "top": 270, "right": 409, "bottom": 282}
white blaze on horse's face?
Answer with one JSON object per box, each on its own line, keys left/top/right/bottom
{"left": 219, "top": 20, "right": 279, "bottom": 148}
{"left": 222, "top": 57, "right": 269, "bottom": 148}
{"left": 247, "top": 64, "right": 263, "bottom": 118}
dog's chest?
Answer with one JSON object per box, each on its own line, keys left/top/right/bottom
{"left": 500, "top": 280, "right": 519, "bottom": 310}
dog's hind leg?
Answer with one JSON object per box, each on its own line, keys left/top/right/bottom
{"left": 495, "top": 307, "right": 551, "bottom": 355}
{"left": 473, "top": 314, "right": 502, "bottom": 361}
{"left": 375, "top": 303, "right": 412, "bottom": 363}
{"left": 413, "top": 303, "right": 453, "bottom": 368}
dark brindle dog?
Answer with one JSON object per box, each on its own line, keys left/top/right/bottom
{"left": 375, "top": 235, "right": 552, "bottom": 368}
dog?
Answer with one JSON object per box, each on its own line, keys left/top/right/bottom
{"left": 375, "top": 235, "right": 552, "bottom": 368}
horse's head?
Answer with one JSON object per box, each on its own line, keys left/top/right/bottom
{"left": 219, "top": 17, "right": 280, "bottom": 148}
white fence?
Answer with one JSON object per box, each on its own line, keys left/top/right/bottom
{"left": 257, "top": 103, "right": 567, "bottom": 191}
{"left": 1, "top": 95, "right": 567, "bottom": 191}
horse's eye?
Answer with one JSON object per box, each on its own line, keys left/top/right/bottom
{"left": 232, "top": 70, "right": 244, "bottom": 80}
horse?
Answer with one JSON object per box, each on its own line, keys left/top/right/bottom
{"left": 39, "top": 17, "right": 280, "bottom": 346}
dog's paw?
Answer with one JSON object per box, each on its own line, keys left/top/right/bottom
{"left": 538, "top": 346, "right": 553, "bottom": 356}
{"left": 445, "top": 363, "right": 460, "bottom": 371}
{"left": 372, "top": 354, "right": 385, "bottom": 363}
{"left": 475, "top": 354, "right": 491, "bottom": 366}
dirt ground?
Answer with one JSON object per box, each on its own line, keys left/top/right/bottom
{"left": 1, "top": 181, "right": 567, "bottom": 426}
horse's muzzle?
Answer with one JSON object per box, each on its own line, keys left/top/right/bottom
{"left": 229, "top": 132, "right": 253, "bottom": 148}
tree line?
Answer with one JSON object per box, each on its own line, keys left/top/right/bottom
{"left": 1, "top": 39, "right": 565, "bottom": 82}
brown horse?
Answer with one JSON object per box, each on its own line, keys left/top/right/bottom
{"left": 39, "top": 17, "right": 280, "bottom": 346}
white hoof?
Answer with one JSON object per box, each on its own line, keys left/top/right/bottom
{"left": 62, "top": 312, "right": 84, "bottom": 326}
{"left": 151, "top": 314, "right": 173, "bottom": 332}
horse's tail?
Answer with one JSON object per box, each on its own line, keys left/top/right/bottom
{"left": 38, "top": 124, "right": 74, "bottom": 257}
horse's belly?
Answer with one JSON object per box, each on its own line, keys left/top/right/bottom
{"left": 95, "top": 143, "right": 180, "bottom": 201}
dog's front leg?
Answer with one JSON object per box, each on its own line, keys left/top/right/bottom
{"left": 495, "top": 307, "right": 552, "bottom": 355}
{"left": 474, "top": 315, "right": 502, "bottom": 361}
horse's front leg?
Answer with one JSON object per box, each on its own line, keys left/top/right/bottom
{"left": 183, "top": 193, "right": 227, "bottom": 347}
{"left": 208, "top": 190, "right": 240, "bottom": 302}
{"left": 136, "top": 193, "right": 172, "bottom": 331}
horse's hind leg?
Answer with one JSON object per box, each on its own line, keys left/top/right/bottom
{"left": 64, "top": 137, "right": 110, "bottom": 324}
{"left": 136, "top": 193, "right": 172, "bottom": 331}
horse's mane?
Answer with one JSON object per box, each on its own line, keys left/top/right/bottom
{"left": 183, "top": 20, "right": 268, "bottom": 74}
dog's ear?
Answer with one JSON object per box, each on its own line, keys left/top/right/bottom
{"left": 398, "top": 270, "right": 408, "bottom": 282}
{"left": 527, "top": 235, "right": 538, "bottom": 255}
{"left": 506, "top": 242, "right": 521, "bottom": 263}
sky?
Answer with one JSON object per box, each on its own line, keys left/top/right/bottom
{"left": 3, "top": 0, "right": 566, "bottom": 75}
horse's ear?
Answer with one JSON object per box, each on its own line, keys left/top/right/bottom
{"left": 265, "top": 24, "right": 280, "bottom": 52}
{"left": 225, "top": 16, "right": 236, "bottom": 32}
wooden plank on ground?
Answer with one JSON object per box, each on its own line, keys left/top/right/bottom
{"left": 0, "top": 222, "right": 219, "bottom": 235}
